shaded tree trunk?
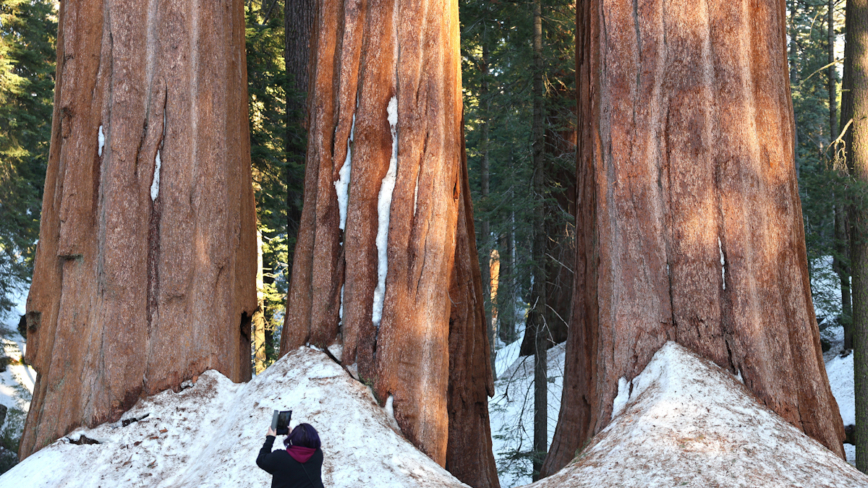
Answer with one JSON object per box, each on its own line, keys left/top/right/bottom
{"left": 285, "top": 0, "right": 314, "bottom": 276}
{"left": 529, "top": 0, "right": 548, "bottom": 479}
{"left": 446, "top": 136, "right": 499, "bottom": 487}
{"left": 831, "top": 0, "right": 853, "bottom": 335}
{"left": 278, "top": 0, "right": 498, "bottom": 484}
{"left": 542, "top": 0, "right": 845, "bottom": 478}
{"left": 843, "top": 0, "right": 858, "bottom": 350}
{"left": 844, "top": 0, "right": 868, "bottom": 472}
{"left": 497, "top": 221, "right": 516, "bottom": 343}
{"left": 480, "top": 38, "right": 497, "bottom": 380}
{"left": 21, "top": 0, "right": 257, "bottom": 459}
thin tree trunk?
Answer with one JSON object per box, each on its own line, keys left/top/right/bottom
{"left": 21, "top": 0, "right": 257, "bottom": 459}
{"left": 831, "top": 0, "right": 852, "bottom": 332}
{"left": 843, "top": 0, "right": 858, "bottom": 350}
{"left": 278, "top": 0, "right": 498, "bottom": 483}
{"left": 254, "top": 231, "right": 268, "bottom": 374}
{"left": 530, "top": 0, "right": 548, "bottom": 479}
{"left": 542, "top": 0, "right": 845, "bottom": 477}
{"left": 498, "top": 230, "right": 515, "bottom": 343}
{"left": 844, "top": 0, "right": 868, "bottom": 472}
{"left": 285, "top": 0, "right": 314, "bottom": 277}
{"left": 480, "top": 37, "right": 497, "bottom": 380}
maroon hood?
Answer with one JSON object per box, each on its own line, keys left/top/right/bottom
{"left": 287, "top": 446, "right": 316, "bottom": 463}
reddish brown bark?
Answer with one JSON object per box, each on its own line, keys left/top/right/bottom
{"left": 280, "top": 0, "right": 497, "bottom": 483}
{"left": 542, "top": 0, "right": 845, "bottom": 477}
{"left": 446, "top": 139, "right": 499, "bottom": 487}
{"left": 20, "top": 0, "right": 257, "bottom": 460}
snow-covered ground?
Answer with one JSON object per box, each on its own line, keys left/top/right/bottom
{"left": 525, "top": 342, "right": 868, "bottom": 488}
{"left": 488, "top": 319, "right": 861, "bottom": 485}
{"left": 823, "top": 324, "right": 858, "bottom": 465}
{"left": 489, "top": 337, "right": 564, "bottom": 487}
{"left": 0, "top": 346, "right": 467, "bottom": 487}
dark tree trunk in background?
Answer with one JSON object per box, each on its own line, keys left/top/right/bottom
{"left": 497, "top": 228, "right": 516, "bottom": 343}
{"left": 285, "top": 0, "right": 314, "bottom": 276}
{"left": 519, "top": 77, "right": 577, "bottom": 357}
{"left": 831, "top": 0, "right": 852, "bottom": 335}
{"left": 542, "top": 0, "right": 845, "bottom": 478}
{"left": 480, "top": 37, "right": 497, "bottom": 379}
{"left": 844, "top": 0, "right": 868, "bottom": 472}
{"left": 529, "top": 0, "right": 548, "bottom": 480}
{"left": 843, "top": 0, "right": 858, "bottom": 350}
{"left": 278, "top": 0, "right": 498, "bottom": 484}
{"left": 21, "top": 0, "right": 257, "bottom": 459}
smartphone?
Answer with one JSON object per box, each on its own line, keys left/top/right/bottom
{"left": 271, "top": 409, "right": 292, "bottom": 436}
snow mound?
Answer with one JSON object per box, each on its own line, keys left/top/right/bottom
{"left": 527, "top": 342, "right": 868, "bottom": 488}
{"left": 0, "top": 347, "right": 467, "bottom": 488}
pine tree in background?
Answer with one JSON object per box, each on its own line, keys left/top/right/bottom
{"left": 0, "top": 0, "right": 55, "bottom": 313}
{"left": 246, "top": 0, "right": 289, "bottom": 369}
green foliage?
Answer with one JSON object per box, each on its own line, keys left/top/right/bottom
{"left": 788, "top": 0, "right": 851, "bottom": 322}
{"left": 461, "top": 0, "right": 576, "bottom": 345}
{"left": 0, "top": 0, "right": 56, "bottom": 313}
{"left": 462, "top": 0, "right": 575, "bottom": 481}
{"left": 246, "top": 1, "right": 289, "bottom": 365}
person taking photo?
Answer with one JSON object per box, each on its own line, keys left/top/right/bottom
{"left": 256, "top": 422, "right": 324, "bottom": 488}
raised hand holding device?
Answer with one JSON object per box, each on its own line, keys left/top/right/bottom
{"left": 271, "top": 410, "right": 292, "bottom": 436}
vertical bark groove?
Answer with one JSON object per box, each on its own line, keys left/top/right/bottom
{"left": 21, "top": 0, "right": 257, "bottom": 460}
{"left": 281, "top": 0, "right": 498, "bottom": 484}
{"left": 542, "top": 0, "right": 845, "bottom": 477}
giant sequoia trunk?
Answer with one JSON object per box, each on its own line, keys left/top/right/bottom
{"left": 20, "top": 0, "right": 257, "bottom": 459}
{"left": 542, "top": 0, "right": 845, "bottom": 477}
{"left": 279, "top": 0, "right": 498, "bottom": 485}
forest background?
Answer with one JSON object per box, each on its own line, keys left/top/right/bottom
{"left": 0, "top": 0, "right": 859, "bottom": 477}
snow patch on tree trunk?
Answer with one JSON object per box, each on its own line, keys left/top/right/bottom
{"left": 719, "top": 237, "right": 726, "bottom": 289}
{"left": 611, "top": 376, "right": 630, "bottom": 420}
{"left": 335, "top": 115, "right": 355, "bottom": 231}
{"left": 372, "top": 97, "right": 399, "bottom": 327}
{"left": 150, "top": 150, "right": 162, "bottom": 201}
{"left": 97, "top": 125, "right": 105, "bottom": 156}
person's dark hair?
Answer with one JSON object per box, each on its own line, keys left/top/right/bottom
{"left": 284, "top": 423, "right": 321, "bottom": 450}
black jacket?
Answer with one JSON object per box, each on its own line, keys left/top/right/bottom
{"left": 256, "top": 436, "right": 324, "bottom": 488}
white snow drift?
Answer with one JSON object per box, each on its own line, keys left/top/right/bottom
{"left": 526, "top": 342, "right": 868, "bottom": 488}
{"left": 1, "top": 347, "right": 467, "bottom": 488}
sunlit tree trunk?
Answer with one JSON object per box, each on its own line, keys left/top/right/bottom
{"left": 542, "top": 0, "right": 845, "bottom": 477}
{"left": 254, "top": 231, "right": 267, "bottom": 374}
{"left": 278, "top": 0, "right": 498, "bottom": 484}
{"left": 21, "top": 0, "right": 257, "bottom": 459}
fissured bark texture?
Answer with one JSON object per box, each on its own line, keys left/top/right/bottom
{"left": 542, "top": 0, "right": 845, "bottom": 477}
{"left": 20, "top": 0, "right": 257, "bottom": 459}
{"left": 280, "top": 0, "right": 498, "bottom": 483}
{"left": 446, "top": 141, "right": 499, "bottom": 487}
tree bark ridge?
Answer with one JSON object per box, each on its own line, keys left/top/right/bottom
{"left": 21, "top": 0, "right": 257, "bottom": 459}
{"left": 542, "top": 0, "right": 845, "bottom": 477}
